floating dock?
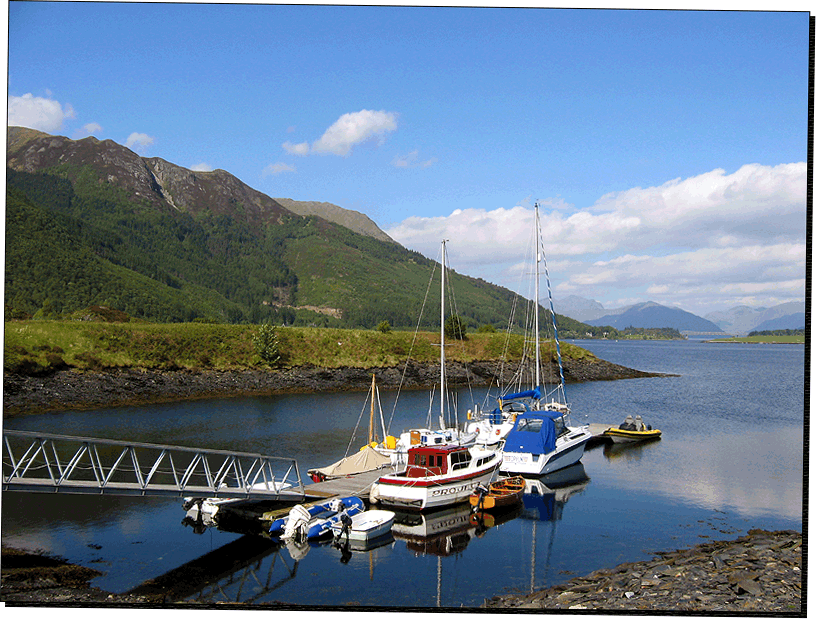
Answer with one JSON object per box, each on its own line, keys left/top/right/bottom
{"left": 586, "top": 423, "right": 615, "bottom": 446}
{"left": 215, "top": 466, "right": 399, "bottom": 527}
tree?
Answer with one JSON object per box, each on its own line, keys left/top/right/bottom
{"left": 477, "top": 324, "right": 496, "bottom": 333}
{"left": 377, "top": 320, "right": 392, "bottom": 334}
{"left": 253, "top": 323, "right": 281, "bottom": 366}
{"left": 444, "top": 314, "right": 467, "bottom": 340}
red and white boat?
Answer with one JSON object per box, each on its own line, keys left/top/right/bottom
{"left": 369, "top": 443, "right": 501, "bottom": 511}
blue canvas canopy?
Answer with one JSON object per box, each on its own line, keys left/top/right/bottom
{"left": 503, "top": 386, "right": 542, "bottom": 401}
{"left": 503, "top": 411, "right": 562, "bottom": 455}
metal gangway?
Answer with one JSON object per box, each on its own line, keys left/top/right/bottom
{"left": 2, "top": 429, "right": 305, "bottom": 500}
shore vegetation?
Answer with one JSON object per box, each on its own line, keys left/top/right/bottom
{"left": 4, "top": 319, "right": 600, "bottom": 375}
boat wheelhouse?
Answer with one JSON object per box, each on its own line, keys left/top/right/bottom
{"left": 369, "top": 443, "right": 501, "bottom": 511}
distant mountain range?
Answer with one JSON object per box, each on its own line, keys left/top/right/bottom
{"left": 704, "top": 302, "right": 806, "bottom": 334}
{"left": 557, "top": 295, "right": 805, "bottom": 334}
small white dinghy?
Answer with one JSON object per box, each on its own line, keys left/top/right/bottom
{"left": 331, "top": 509, "right": 396, "bottom": 543}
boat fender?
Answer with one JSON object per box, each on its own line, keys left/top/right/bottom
{"left": 495, "top": 429, "right": 501, "bottom": 435}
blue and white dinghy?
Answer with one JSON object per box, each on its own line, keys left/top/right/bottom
{"left": 269, "top": 496, "right": 364, "bottom": 540}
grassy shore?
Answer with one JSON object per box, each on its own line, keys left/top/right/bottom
{"left": 705, "top": 335, "right": 805, "bottom": 344}
{"left": 4, "top": 320, "right": 599, "bottom": 375}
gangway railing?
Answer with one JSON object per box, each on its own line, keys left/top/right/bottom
{"left": 2, "top": 429, "right": 305, "bottom": 500}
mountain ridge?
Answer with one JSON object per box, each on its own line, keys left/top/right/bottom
{"left": 558, "top": 294, "right": 805, "bottom": 334}
{"left": 6, "top": 126, "right": 391, "bottom": 244}
{"left": 4, "top": 128, "right": 524, "bottom": 329}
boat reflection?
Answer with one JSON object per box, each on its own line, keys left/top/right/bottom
{"left": 516, "top": 463, "right": 590, "bottom": 594}
{"left": 520, "top": 462, "right": 590, "bottom": 521}
{"left": 391, "top": 502, "right": 477, "bottom": 556}
{"left": 602, "top": 438, "right": 663, "bottom": 461}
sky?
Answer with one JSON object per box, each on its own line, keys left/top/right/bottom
{"left": 5, "top": 1, "right": 811, "bottom": 318}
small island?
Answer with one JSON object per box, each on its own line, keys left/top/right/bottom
{"left": 705, "top": 328, "right": 805, "bottom": 344}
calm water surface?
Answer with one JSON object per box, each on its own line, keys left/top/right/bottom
{"left": 2, "top": 339, "right": 805, "bottom": 607}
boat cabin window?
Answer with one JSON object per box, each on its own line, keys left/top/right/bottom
{"left": 553, "top": 417, "right": 569, "bottom": 437}
{"left": 502, "top": 402, "right": 527, "bottom": 414}
{"left": 449, "top": 450, "right": 472, "bottom": 471}
{"left": 476, "top": 453, "right": 496, "bottom": 467}
{"left": 517, "top": 418, "right": 544, "bottom": 432}
{"left": 414, "top": 454, "right": 427, "bottom": 467}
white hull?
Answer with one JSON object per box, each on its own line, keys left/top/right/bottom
{"left": 370, "top": 449, "right": 501, "bottom": 511}
{"left": 500, "top": 426, "right": 591, "bottom": 476}
{"left": 331, "top": 509, "right": 395, "bottom": 542}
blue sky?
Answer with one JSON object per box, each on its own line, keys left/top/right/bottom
{"left": 6, "top": 2, "right": 811, "bottom": 317}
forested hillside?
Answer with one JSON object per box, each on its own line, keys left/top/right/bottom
{"left": 5, "top": 129, "right": 547, "bottom": 330}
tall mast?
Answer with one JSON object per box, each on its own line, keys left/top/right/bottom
{"left": 440, "top": 240, "right": 447, "bottom": 430}
{"left": 534, "top": 202, "right": 541, "bottom": 392}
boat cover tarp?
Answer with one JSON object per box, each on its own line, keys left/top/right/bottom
{"left": 309, "top": 446, "right": 391, "bottom": 479}
{"left": 503, "top": 411, "right": 562, "bottom": 455}
{"left": 503, "top": 386, "right": 542, "bottom": 401}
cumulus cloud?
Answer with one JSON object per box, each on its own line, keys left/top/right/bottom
{"left": 392, "top": 150, "right": 436, "bottom": 168}
{"left": 83, "top": 122, "right": 102, "bottom": 135}
{"left": 8, "top": 93, "right": 75, "bottom": 132}
{"left": 282, "top": 141, "right": 310, "bottom": 156}
{"left": 284, "top": 110, "right": 398, "bottom": 157}
{"left": 386, "top": 162, "right": 807, "bottom": 315}
{"left": 190, "top": 163, "right": 214, "bottom": 172}
{"left": 125, "top": 132, "right": 155, "bottom": 152}
{"left": 263, "top": 162, "right": 296, "bottom": 176}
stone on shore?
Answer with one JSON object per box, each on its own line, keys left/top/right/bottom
{"left": 482, "top": 529, "right": 802, "bottom": 613}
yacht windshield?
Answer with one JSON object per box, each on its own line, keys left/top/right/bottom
{"left": 517, "top": 418, "right": 544, "bottom": 432}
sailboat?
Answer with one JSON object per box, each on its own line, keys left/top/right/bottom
{"left": 368, "top": 241, "right": 502, "bottom": 510}
{"left": 497, "top": 202, "right": 592, "bottom": 476}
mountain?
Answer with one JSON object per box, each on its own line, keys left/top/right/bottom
{"left": 751, "top": 313, "right": 806, "bottom": 332}
{"left": 705, "top": 302, "right": 806, "bottom": 334}
{"left": 586, "top": 301, "right": 723, "bottom": 332}
{"left": 5, "top": 127, "right": 529, "bottom": 329}
{"left": 273, "top": 198, "right": 395, "bottom": 244}
{"left": 556, "top": 295, "right": 609, "bottom": 322}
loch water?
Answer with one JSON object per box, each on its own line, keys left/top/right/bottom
{"left": 2, "top": 339, "right": 805, "bottom": 608}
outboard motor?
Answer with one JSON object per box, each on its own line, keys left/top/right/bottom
{"left": 336, "top": 512, "right": 353, "bottom": 541}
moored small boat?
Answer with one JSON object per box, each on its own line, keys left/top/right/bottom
{"left": 602, "top": 415, "right": 662, "bottom": 443}
{"left": 269, "top": 496, "right": 364, "bottom": 539}
{"left": 602, "top": 427, "right": 662, "bottom": 444}
{"left": 331, "top": 509, "right": 396, "bottom": 542}
{"left": 469, "top": 476, "right": 526, "bottom": 510}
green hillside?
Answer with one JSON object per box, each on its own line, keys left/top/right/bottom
{"left": 5, "top": 165, "right": 522, "bottom": 329}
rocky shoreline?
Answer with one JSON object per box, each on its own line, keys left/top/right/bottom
{"left": 483, "top": 529, "right": 803, "bottom": 614}
{"left": 2, "top": 529, "right": 803, "bottom": 610}
{"left": 3, "top": 356, "right": 666, "bottom": 416}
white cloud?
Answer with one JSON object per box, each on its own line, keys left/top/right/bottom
{"left": 8, "top": 93, "right": 75, "bottom": 132}
{"left": 125, "top": 132, "right": 155, "bottom": 152}
{"left": 263, "top": 162, "right": 296, "bottom": 176}
{"left": 386, "top": 162, "right": 807, "bottom": 315}
{"left": 190, "top": 163, "right": 214, "bottom": 172}
{"left": 392, "top": 149, "right": 436, "bottom": 168}
{"left": 282, "top": 141, "right": 310, "bottom": 156}
{"left": 83, "top": 122, "right": 102, "bottom": 135}
{"left": 286, "top": 109, "right": 397, "bottom": 157}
